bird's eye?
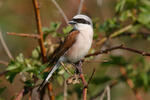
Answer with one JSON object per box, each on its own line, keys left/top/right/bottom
{"left": 72, "top": 18, "right": 90, "bottom": 25}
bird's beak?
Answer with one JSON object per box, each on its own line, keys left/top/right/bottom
{"left": 68, "top": 20, "right": 76, "bottom": 25}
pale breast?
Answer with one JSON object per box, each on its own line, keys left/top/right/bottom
{"left": 65, "top": 30, "right": 93, "bottom": 63}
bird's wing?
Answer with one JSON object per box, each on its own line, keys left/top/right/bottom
{"left": 49, "top": 29, "right": 80, "bottom": 64}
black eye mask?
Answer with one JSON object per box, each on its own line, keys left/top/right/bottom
{"left": 72, "top": 18, "right": 91, "bottom": 25}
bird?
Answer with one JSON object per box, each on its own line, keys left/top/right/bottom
{"left": 38, "top": 14, "right": 93, "bottom": 91}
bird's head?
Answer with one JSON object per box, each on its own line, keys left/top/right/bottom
{"left": 69, "top": 14, "right": 93, "bottom": 29}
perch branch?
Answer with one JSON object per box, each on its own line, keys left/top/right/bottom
{"left": 80, "top": 74, "right": 88, "bottom": 100}
{"left": 0, "top": 30, "right": 13, "bottom": 59}
{"left": 7, "top": 32, "right": 40, "bottom": 39}
{"left": 32, "top": 0, "right": 46, "bottom": 62}
{"left": 51, "top": 0, "right": 69, "bottom": 24}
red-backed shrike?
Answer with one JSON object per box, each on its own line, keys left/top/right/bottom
{"left": 39, "top": 14, "right": 93, "bottom": 90}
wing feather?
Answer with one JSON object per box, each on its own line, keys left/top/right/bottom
{"left": 48, "top": 29, "right": 80, "bottom": 64}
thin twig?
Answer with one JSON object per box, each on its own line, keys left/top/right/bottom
{"left": 96, "top": 24, "right": 133, "bottom": 45}
{"left": 78, "top": 0, "right": 85, "bottom": 14}
{"left": 120, "top": 67, "right": 143, "bottom": 100}
{"left": 7, "top": 32, "right": 40, "bottom": 39}
{"left": 0, "top": 29, "right": 13, "bottom": 59}
{"left": 87, "top": 68, "right": 96, "bottom": 85}
{"left": 51, "top": 0, "right": 69, "bottom": 24}
{"left": 0, "top": 60, "right": 8, "bottom": 66}
{"left": 85, "top": 44, "right": 150, "bottom": 58}
{"left": 106, "top": 86, "right": 110, "bottom": 100}
{"left": 63, "top": 78, "right": 67, "bottom": 100}
{"left": 60, "top": 62, "right": 73, "bottom": 75}
{"left": 99, "top": 85, "right": 110, "bottom": 100}
{"left": 32, "top": 0, "right": 46, "bottom": 62}
{"left": 48, "top": 83, "right": 55, "bottom": 100}
{"left": 90, "top": 80, "right": 118, "bottom": 100}
{"left": 14, "top": 89, "right": 24, "bottom": 100}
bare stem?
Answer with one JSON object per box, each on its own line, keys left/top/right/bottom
{"left": 51, "top": 0, "right": 69, "bottom": 24}
{"left": 32, "top": 0, "right": 46, "bottom": 62}
{"left": 90, "top": 80, "right": 118, "bottom": 100}
{"left": 7, "top": 32, "right": 40, "bottom": 39}
{"left": 85, "top": 44, "right": 150, "bottom": 58}
{"left": 80, "top": 74, "right": 88, "bottom": 100}
{"left": 0, "top": 29, "right": 13, "bottom": 59}
{"left": 63, "top": 79, "right": 67, "bottom": 100}
{"left": 78, "top": 0, "right": 85, "bottom": 14}
{"left": 96, "top": 24, "right": 133, "bottom": 45}
{"left": 0, "top": 60, "right": 8, "bottom": 66}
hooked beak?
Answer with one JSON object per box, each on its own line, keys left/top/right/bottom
{"left": 68, "top": 20, "right": 77, "bottom": 25}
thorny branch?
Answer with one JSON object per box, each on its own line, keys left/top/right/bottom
{"left": 32, "top": 0, "right": 54, "bottom": 99}
{"left": 32, "top": 0, "right": 46, "bottom": 62}
{"left": 7, "top": 32, "right": 40, "bottom": 39}
{"left": 51, "top": 0, "right": 69, "bottom": 24}
{"left": 85, "top": 44, "right": 150, "bottom": 58}
{"left": 0, "top": 29, "right": 13, "bottom": 59}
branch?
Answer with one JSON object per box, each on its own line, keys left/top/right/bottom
{"left": 0, "top": 60, "right": 8, "bottom": 66}
{"left": 85, "top": 44, "right": 150, "bottom": 58}
{"left": 87, "top": 68, "right": 96, "bottom": 85}
{"left": 63, "top": 78, "right": 67, "bottom": 100}
{"left": 0, "top": 29, "right": 13, "bottom": 59}
{"left": 77, "top": 0, "right": 85, "bottom": 14}
{"left": 48, "top": 83, "right": 55, "bottom": 100}
{"left": 14, "top": 89, "right": 24, "bottom": 100}
{"left": 90, "top": 80, "right": 118, "bottom": 100}
{"left": 7, "top": 32, "right": 40, "bottom": 39}
{"left": 32, "top": 0, "right": 46, "bottom": 62}
{"left": 32, "top": 0, "right": 54, "bottom": 99}
{"left": 99, "top": 86, "right": 110, "bottom": 100}
{"left": 80, "top": 74, "right": 87, "bottom": 100}
{"left": 51, "top": 0, "right": 69, "bottom": 24}
{"left": 96, "top": 24, "right": 133, "bottom": 45}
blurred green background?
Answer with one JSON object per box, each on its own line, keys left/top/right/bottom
{"left": 1, "top": 0, "right": 150, "bottom": 100}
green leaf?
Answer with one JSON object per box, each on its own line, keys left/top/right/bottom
{"left": 138, "top": 12, "right": 150, "bottom": 28}
{"left": 63, "top": 25, "right": 73, "bottom": 35}
{"left": 32, "top": 49, "right": 39, "bottom": 59}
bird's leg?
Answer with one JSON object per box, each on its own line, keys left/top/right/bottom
{"left": 75, "top": 60, "right": 83, "bottom": 74}
{"left": 75, "top": 61, "right": 88, "bottom": 100}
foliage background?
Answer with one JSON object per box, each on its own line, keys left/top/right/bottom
{"left": 0, "top": 0, "right": 150, "bottom": 100}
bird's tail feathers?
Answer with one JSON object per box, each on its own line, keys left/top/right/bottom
{"left": 38, "top": 62, "right": 61, "bottom": 91}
